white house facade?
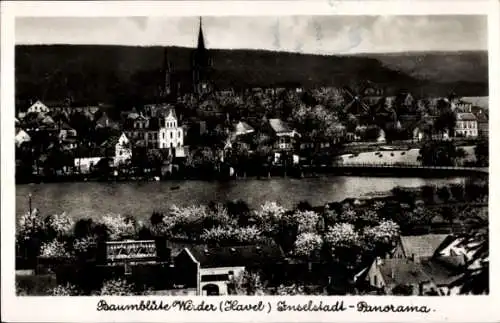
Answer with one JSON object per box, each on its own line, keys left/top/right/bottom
{"left": 159, "top": 109, "right": 184, "bottom": 150}
{"left": 114, "top": 133, "right": 132, "bottom": 166}
{"left": 455, "top": 113, "right": 478, "bottom": 138}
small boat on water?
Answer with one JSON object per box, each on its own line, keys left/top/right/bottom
{"left": 170, "top": 186, "right": 180, "bottom": 190}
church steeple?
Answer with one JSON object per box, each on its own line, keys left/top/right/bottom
{"left": 197, "top": 17, "right": 206, "bottom": 51}
{"left": 162, "top": 47, "right": 172, "bottom": 97}
{"left": 192, "top": 16, "right": 212, "bottom": 95}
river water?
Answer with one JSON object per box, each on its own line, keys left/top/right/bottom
{"left": 16, "top": 176, "right": 467, "bottom": 222}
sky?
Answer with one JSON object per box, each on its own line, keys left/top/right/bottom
{"left": 16, "top": 15, "right": 487, "bottom": 54}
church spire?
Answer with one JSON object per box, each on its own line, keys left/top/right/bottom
{"left": 197, "top": 17, "right": 206, "bottom": 51}
{"left": 162, "top": 47, "right": 172, "bottom": 97}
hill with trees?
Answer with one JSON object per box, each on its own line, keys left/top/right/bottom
{"left": 15, "top": 45, "right": 488, "bottom": 107}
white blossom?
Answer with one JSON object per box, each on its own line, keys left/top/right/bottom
{"left": 364, "top": 220, "right": 400, "bottom": 244}
{"left": 100, "top": 214, "right": 136, "bottom": 241}
{"left": 291, "top": 210, "right": 320, "bottom": 233}
{"left": 18, "top": 209, "right": 43, "bottom": 241}
{"left": 324, "top": 223, "right": 360, "bottom": 250}
{"left": 40, "top": 240, "right": 70, "bottom": 258}
{"left": 98, "top": 279, "right": 135, "bottom": 296}
{"left": 293, "top": 232, "right": 323, "bottom": 257}
{"left": 45, "top": 212, "right": 74, "bottom": 237}
{"left": 48, "top": 283, "right": 79, "bottom": 296}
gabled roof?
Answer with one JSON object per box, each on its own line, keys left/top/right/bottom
{"left": 268, "top": 118, "right": 300, "bottom": 137}
{"left": 185, "top": 244, "right": 284, "bottom": 268}
{"left": 456, "top": 112, "right": 477, "bottom": 121}
{"left": 399, "top": 234, "right": 450, "bottom": 259}
{"left": 420, "top": 257, "right": 464, "bottom": 286}
{"left": 378, "top": 258, "right": 430, "bottom": 285}
{"left": 269, "top": 118, "right": 291, "bottom": 133}
{"left": 233, "top": 121, "right": 255, "bottom": 136}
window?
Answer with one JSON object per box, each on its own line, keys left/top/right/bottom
{"left": 170, "top": 132, "right": 173, "bottom": 139}
{"left": 163, "top": 133, "right": 165, "bottom": 139}
{"left": 373, "top": 275, "right": 378, "bottom": 287}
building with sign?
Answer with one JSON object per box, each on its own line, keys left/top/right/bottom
{"left": 174, "top": 244, "right": 285, "bottom": 296}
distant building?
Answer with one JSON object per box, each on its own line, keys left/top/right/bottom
{"left": 102, "top": 133, "right": 132, "bottom": 166}
{"left": 473, "top": 108, "right": 489, "bottom": 138}
{"left": 392, "top": 234, "right": 450, "bottom": 262}
{"left": 58, "top": 123, "right": 77, "bottom": 141}
{"left": 192, "top": 17, "right": 214, "bottom": 95}
{"left": 15, "top": 129, "right": 31, "bottom": 147}
{"left": 363, "top": 257, "right": 462, "bottom": 296}
{"left": 455, "top": 113, "right": 478, "bottom": 137}
{"left": 453, "top": 100, "right": 473, "bottom": 113}
{"left": 74, "top": 157, "right": 102, "bottom": 174}
{"left": 233, "top": 121, "right": 255, "bottom": 137}
{"left": 461, "top": 96, "right": 489, "bottom": 110}
{"left": 124, "top": 113, "right": 160, "bottom": 149}
{"left": 95, "top": 112, "right": 119, "bottom": 130}
{"left": 27, "top": 100, "right": 50, "bottom": 115}
{"left": 267, "top": 118, "right": 301, "bottom": 151}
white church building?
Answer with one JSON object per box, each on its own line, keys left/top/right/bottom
{"left": 159, "top": 109, "right": 184, "bottom": 150}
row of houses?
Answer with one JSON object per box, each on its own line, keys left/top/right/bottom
{"left": 34, "top": 232, "right": 484, "bottom": 296}
{"left": 357, "top": 233, "right": 486, "bottom": 295}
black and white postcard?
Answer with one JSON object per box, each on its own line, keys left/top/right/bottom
{"left": 1, "top": 0, "right": 499, "bottom": 322}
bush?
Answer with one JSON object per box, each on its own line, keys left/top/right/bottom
{"left": 47, "top": 283, "right": 80, "bottom": 296}
{"left": 40, "top": 240, "right": 71, "bottom": 258}
{"left": 97, "top": 278, "right": 135, "bottom": 296}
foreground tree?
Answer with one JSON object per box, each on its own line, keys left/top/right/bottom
{"left": 228, "top": 270, "right": 266, "bottom": 295}
{"left": 324, "top": 223, "right": 362, "bottom": 268}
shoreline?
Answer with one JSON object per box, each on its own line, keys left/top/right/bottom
{"left": 15, "top": 165, "right": 487, "bottom": 185}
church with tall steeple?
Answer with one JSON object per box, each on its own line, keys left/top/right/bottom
{"left": 157, "top": 17, "right": 213, "bottom": 99}
{"left": 191, "top": 17, "right": 213, "bottom": 95}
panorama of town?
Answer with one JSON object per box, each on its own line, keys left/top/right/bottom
{"left": 15, "top": 18, "right": 489, "bottom": 297}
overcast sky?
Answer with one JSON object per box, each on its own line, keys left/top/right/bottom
{"left": 16, "top": 15, "right": 487, "bottom": 54}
